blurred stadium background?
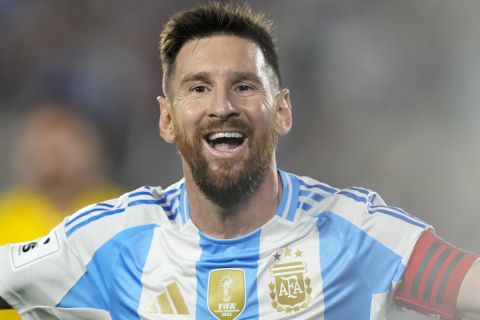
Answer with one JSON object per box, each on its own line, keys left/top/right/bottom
{"left": 1, "top": 1, "right": 480, "bottom": 318}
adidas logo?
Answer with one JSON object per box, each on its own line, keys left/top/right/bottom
{"left": 147, "top": 282, "right": 189, "bottom": 315}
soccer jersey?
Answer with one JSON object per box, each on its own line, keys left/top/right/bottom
{"left": 0, "top": 170, "right": 428, "bottom": 320}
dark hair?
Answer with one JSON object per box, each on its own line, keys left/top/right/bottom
{"left": 159, "top": 1, "right": 281, "bottom": 96}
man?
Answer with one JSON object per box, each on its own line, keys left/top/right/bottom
{"left": 0, "top": 105, "right": 123, "bottom": 320}
{"left": 0, "top": 104, "right": 123, "bottom": 244}
{"left": 0, "top": 2, "right": 479, "bottom": 319}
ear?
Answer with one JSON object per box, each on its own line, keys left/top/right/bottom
{"left": 275, "top": 89, "right": 292, "bottom": 136}
{"left": 157, "top": 96, "right": 175, "bottom": 143}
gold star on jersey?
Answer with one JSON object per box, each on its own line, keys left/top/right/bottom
{"left": 269, "top": 247, "right": 312, "bottom": 314}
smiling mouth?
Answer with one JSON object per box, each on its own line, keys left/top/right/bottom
{"left": 204, "top": 132, "right": 246, "bottom": 151}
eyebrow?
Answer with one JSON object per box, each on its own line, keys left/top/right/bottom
{"left": 179, "top": 71, "right": 263, "bottom": 88}
{"left": 179, "top": 72, "right": 211, "bottom": 88}
{"left": 231, "top": 71, "right": 263, "bottom": 85}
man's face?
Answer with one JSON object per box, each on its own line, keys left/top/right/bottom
{"left": 162, "top": 35, "right": 288, "bottom": 207}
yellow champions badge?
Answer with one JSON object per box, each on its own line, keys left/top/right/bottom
{"left": 208, "top": 269, "right": 246, "bottom": 320}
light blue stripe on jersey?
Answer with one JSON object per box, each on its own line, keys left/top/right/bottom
{"left": 159, "top": 191, "right": 181, "bottom": 219}
{"left": 337, "top": 187, "right": 427, "bottom": 228}
{"left": 65, "top": 203, "right": 115, "bottom": 228}
{"left": 64, "top": 189, "right": 153, "bottom": 229}
{"left": 58, "top": 224, "right": 157, "bottom": 320}
{"left": 337, "top": 190, "right": 367, "bottom": 203}
{"left": 297, "top": 179, "right": 336, "bottom": 212}
{"left": 299, "top": 190, "right": 325, "bottom": 202}
{"left": 349, "top": 186, "right": 370, "bottom": 196}
{"left": 276, "top": 171, "right": 299, "bottom": 221}
{"left": 276, "top": 170, "right": 291, "bottom": 219}
{"left": 65, "top": 186, "right": 183, "bottom": 236}
{"left": 109, "top": 225, "right": 157, "bottom": 320}
{"left": 195, "top": 230, "right": 261, "bottom": 319}
{"left": 157, "top": 184, "right": 183, "bottom": 220}
{"left": 299, "top": 202, "right": 312, "bottom": 211}
{"left": 178, "top": 183, "right": 190, "bottom": 225}
{"left": 316, "top": 212, "right": 405, "bottom": 320}
{"left": 298, "top": 179, "right": 338, "bottom": 195}
{"left": 350, "top": 186, "right": 425, "bottom": 222}
{"left": 66, "top": 200, "right": 161, "bottom": 237}
{"left": 66, "top": 208, "right": 126, "bottom": 237}
{"left": 369, "top": 208, "right": 426, "bottom": 228}
{"left": 128, "top": 191, "right": 154, "bottom": 198}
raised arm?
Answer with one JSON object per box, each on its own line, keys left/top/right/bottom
{"left": 457, "top": 259, "right": 480, "bottom": 318}
{"left": 394, "top": 229, "right": 480, "bottom": 319}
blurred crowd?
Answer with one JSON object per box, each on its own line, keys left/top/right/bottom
{"left": 1, "top": 1, "right": 480, "bottom": 319}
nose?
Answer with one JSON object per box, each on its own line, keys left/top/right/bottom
{"left": 208, "top": 87, "right": 240, "bottom": 120}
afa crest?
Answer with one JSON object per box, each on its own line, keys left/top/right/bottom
{"left": 269, "top": 247, "right": 312, "bottom": 313}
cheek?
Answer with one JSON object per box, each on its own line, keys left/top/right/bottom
{"left": 174, "top": 99, "right": 205, "bottom": 127}
{"left": 183, "top": 107, "right": 200, "bottom": 122}
{"left": 251, "top": 104, "right": 276, "bottom": 127}
{"left": 171, "top": 111, "right": 199, "bottom": 140}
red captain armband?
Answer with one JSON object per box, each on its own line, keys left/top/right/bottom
{"left": 394, "top": 229, "right": 479, "bottom": 320}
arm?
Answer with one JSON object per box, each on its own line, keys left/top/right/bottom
{"left": 457, "top": 259, "right": 480, "bottom": 318}
{"left": 0, "top": 295, "right": 12, "bottom": 309}
{"left": 395, "top": 229, "right": 480, "bottom": 319}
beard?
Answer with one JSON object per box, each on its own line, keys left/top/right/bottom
{"left": 175, "top": 117, "right": 278, "bottom": 208}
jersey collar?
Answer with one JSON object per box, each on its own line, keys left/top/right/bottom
{"left": 177, "top": 170, "right": 300, "bottom": 226}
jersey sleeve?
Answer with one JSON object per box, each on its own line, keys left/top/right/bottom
{"left": 351, "top": 188, "right": 432, "bottom": 315}
{"left": 0, "top": 186, "right": 165, "bottom": 318}
{"left": 330, "top": 186, "right": 430, "bottom": 271}
{"left": 0, "top": 224, "right": 87, "bottom": 314}
{"left": 350, "top": 187, "right": 479, "bottom": 319}
{"left": 308, "top": 183, "right": 429, "bottom": 313}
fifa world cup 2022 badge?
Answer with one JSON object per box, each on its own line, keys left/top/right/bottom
{"left": 208, "top": 269, "right": 246, "bottom": 320}
{"left": 269, "top": 246, "right": 312, "bottom": 314}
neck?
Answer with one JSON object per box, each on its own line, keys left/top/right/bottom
{"left": 184, "top": 162, "right": 282, "bottom": 239}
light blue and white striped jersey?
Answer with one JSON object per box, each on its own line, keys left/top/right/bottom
{"left": 0, "top": 170, "right": 428, "bottom": 320}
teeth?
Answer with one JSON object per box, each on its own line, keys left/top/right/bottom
{"left": 207, "top": 132, "right": 244, "bottom": 140}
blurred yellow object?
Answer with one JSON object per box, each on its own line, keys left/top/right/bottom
{"left": 0, "top": 310, "right": 20, "bottom": 319}
{"left": 0, "top": 184, "right": 122, "bottom": 320}
{"left": 0, "top": 184, "right": 122, "bottom": 244}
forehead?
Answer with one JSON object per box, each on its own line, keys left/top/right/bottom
{"left": 173, "top": 35, "right": 268, "bottom": 83}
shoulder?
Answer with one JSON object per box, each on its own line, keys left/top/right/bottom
{"left": 64, "top": 186, "right": 162, "bottom": 236}
{"left": 295, "top": 174, "right": 427, "bottom": 228}
{"left": 63, "top": 181, "right": 185, "bottom": 265}
{"left": 293, "top": 173, "right": 429, "bottom": 262}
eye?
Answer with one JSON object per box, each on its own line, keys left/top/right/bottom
{"left": 234, "top": 83, "right": 256, "bottom": 96}
{"left": 237, "top": 84, "right": 252, "bottom": 91}
{"left": 190, "top": 85, "right": 210, "bottom": 94}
